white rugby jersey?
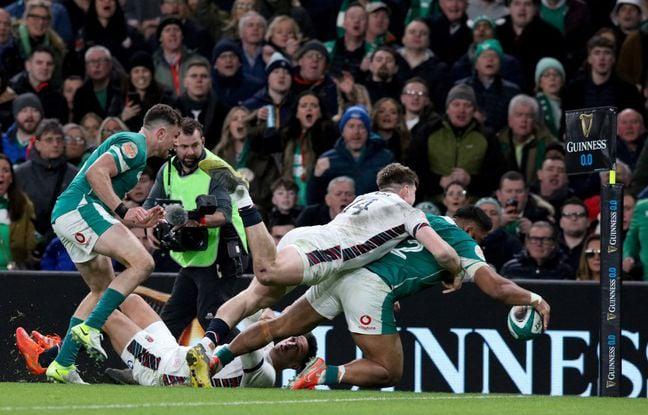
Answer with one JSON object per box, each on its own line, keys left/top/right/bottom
{"left": 304, "top": 191, "right": 428, "bottom": 270}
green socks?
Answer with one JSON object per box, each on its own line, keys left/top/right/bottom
{"left": 323, "top": 365, "right": 341, "bottom": 385}
{"left": 215, "top": 346, "right": 235, "bottom": 367}
{"left": 54, "top": 317, "right": 83, "bottom": 367}
{"left": 85, "top": 288, "right": 126, "bottom": 329}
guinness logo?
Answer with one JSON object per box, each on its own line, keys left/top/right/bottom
{"left": 606, "top": 380, "right": 616, "bottom": 388}
{"left": 607, "top": 313, "right": 616, "bottom": 321}
{"left": 607, "top": 246, "right": 617, "bottom": 253}
{"left": 579, "top": 113, "right": 594, "bottom": 138}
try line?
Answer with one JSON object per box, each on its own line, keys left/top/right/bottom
{"left": 0, "top": 394, "right": 528, "bottom": 412}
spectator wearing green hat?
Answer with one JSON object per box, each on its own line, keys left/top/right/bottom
{"left": 456, "top": 38, "right": 521, "bottom": 137}
{"left": 452, "top": 14, "right": 524, "bottom": 87}
{"left": 534, "top": 57, "right": 565, "bottom": 138}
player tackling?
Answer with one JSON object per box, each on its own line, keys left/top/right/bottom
{"left": 46, "top": 104, "right": 181, "bottom": 383}
{"left": 199, "top": 206, "right": 551, "bottom": 389}
{"left": 186, "top": 162, "right": 463, "bottom": 387}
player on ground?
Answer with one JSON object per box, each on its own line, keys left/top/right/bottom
{"left": 46, "top": 104, "right": 181, "bottom": 383}
{"left": 187, "top": 162, "right": 463, "bottom": 387}
{"left": 202, "top": 206, "right": 551, "bottom": 389}
{"left": 16, "top": 295, "right": 317, "bottom": 387}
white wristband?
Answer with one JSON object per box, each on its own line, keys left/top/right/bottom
{"left": 529, "top": 292, "right": 542, "bottom": 306}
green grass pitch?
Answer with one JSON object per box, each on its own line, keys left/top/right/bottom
{"left": 0, "top": 383, "right": 646, "bottom": 415}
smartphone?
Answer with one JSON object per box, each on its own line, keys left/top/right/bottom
{"left": 127, "top": 91, "right": 141, "bottom": 105}
{"left": 505, "top": 198, "right": 518, "bottom": 209}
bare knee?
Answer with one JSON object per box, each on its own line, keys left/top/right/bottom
{"left": 119, "top": 294, "right": 146, "bottom": 313}
{"left": 126, "top": 251, "right": 155, "bottom": 277}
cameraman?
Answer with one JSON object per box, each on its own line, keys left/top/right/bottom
{"left": 144, "top": 117, "right": 249, "bottom": 338}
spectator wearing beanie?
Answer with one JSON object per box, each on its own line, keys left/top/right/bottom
{"left": 291, "top": 40, "right": 339, "bottom": 116}
{"left": 451, "top": 15, "right": 524, "bottom": 88}
{"left": 534, "top": 57, "right": 565, "bottom": 138}
{"left": 211, "top": 38, "right": 264, "bottom": 109}
{"left": 243, "top": 52, "right": 296, "bottom": 128}
{"left": 113, "top": 51, "right": 174, "bottom": 131}
{"left": 2, "top": 93, "right": 44, "bottom": 164}
{"left": 307, "top": 105, "right": 394, "bottom": 204}
{"left": 610, "top": 0, "right": 647, "bottom": 48}
{"left": 456, "top": 38, "right": 521, "bottom": 137}
{"left": 9, "top": 46, "right": 67, "bottom": 122}
{"left": 152, "top": 16, "right": 201, "bottom": 98}
{"left": 407, "top": 84, "right": 504, "bottom": 201}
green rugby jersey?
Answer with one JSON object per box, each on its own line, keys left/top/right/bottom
{"left": 366, "top": 214, "right": 486, "bottom": 299}
{"left": 51, "top": 132, "right": 147, "bottom": 222}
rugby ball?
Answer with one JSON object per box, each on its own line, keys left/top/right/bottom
{"left": 507, "top": 306, "right": 543, "bottom": 340}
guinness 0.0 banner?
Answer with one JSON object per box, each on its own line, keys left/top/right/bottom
{"left": 600, "top": 184, "right": 623, "bottom": 397}
{"left": 564, "top": 107, "right": 616, "bottom": 175}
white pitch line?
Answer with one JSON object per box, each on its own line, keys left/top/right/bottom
{"left": 0, "top": 394, "right": 528, "bottom": 412}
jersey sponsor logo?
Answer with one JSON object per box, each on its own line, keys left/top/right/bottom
{"left": 360, "top": 315, "right": 372, "bottom": 325}
{"left": 74, "top": 232, "right": 86, "bottom": 244}
{"left": 121, "top": 142, "right": 138, "bottom": 159}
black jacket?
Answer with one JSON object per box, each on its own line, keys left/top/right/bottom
{"left": 10, "top": 71, "right": 68, "bottom": 122}
{"left": 72, "top": 78, "right": 123, "bottom": 122}
{"left": 424, "top": 13, "right": 472, "bottom": 66}
{"left": 173, "top": 93, "right": 228, "bottom": 150}
{"left": 500, "top": 248, "right": 573, "bottom": 279}
{"left": 482, "top": 228, "right": 524, "bottom": 272}
{"left": 14, "top": 150, "right": 78, "bottom": 238}
{"left": 296, "top": 203, "right": 332, "bottom": 227}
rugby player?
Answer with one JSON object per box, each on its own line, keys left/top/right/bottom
{"left": 201, "top": 206, "right": 551, "bottom": 389}
{"left": 16, "top": 295, "right": 316, "bottom": 387}
{"left": 46, "top": 104, "right": 181, "bottom": 383}
{"left": 187, "top": 162, "right": 463, "bottom": 387}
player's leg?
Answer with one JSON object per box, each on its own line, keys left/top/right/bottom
{"left": 72, "top": 223, "right": 155, "bottom": 359}
{"left": 46, "top": 254, "right": 115, "bottom": 383}
{"left": 186, "top": 278, "right": 287, "bottom": 388}
{"left": 199, "top": 159, "right": 305, "bottom": 286}
{"left": 213, "top": 296, "right": 326, "bottom": 372}
{"left": 342, "top": 333, "right": 404, "bottom": 387}
{"left": 292, "top": 268, "right": 402, "bottom": 389}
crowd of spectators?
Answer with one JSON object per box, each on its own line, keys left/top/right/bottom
{"left": 0, "top": 0, "right": 647, "bottom": 282}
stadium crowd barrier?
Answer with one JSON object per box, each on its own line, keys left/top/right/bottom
{"left": 1, "top": 272, "right": 646, "bottom": 397}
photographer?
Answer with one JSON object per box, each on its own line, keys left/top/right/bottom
{"left": 144, "top": 117, "right": 249, "bottom": 338}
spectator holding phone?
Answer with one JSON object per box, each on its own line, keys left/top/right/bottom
{"left": 116, "top": 51, "right": 173, "bottom": 131}
{"left": 495, "top": 170, "right": 553, "bottom": 237}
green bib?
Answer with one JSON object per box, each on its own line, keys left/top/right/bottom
{"left": 163, "top": 150, "right": 247, "bottom": 267}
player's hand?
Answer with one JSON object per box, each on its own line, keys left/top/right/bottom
{"left": 143, "top": 206, "right": 165, "bottom": 227}
{"left": 314, "top": 157, "right": 330, "bottom": 177}
{"left": 441, "top": 272, "right": 463, "bottom": 294}
{"left": 534, "top": 298, "right": 551, "bottom": 331}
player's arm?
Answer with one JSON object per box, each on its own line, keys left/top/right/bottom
{"left": 202, "top": 178, "right": 232, "bottom": 227}
{"left": 473, "top": 265, "right": 550, "bottom": 330}
{"left": 414, "top": 225, "right": 462, "bottom": 277}
{"left": 86, "top": 154, "right": 161, "bottom": 226}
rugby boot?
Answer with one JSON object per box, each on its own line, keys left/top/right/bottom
{"left": 71, "top": 323, "right": 107, "bottom": 362}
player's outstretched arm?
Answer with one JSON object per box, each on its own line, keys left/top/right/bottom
{"left": 473, "top": 266, "right": 550, "bottom": 330}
